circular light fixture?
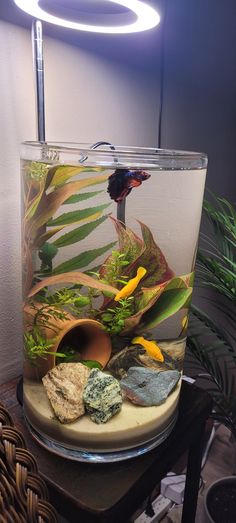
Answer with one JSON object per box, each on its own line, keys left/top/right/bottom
{"left": 14, "top": 0, "right": 160, "bottom": 34}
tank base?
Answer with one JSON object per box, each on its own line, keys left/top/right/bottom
{"left": 25, "top": 411, "right": 178, "bottom": 463}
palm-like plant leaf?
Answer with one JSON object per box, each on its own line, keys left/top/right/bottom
{"left": 187, "top": 193, "right": 236, "bottom": 437}
{"left": 196, "top": 194, "right": 236, "bottom": 302}
{"left": 187, "top": 306, "right": 236, "bottom": 437}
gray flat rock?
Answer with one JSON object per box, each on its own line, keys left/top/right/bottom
{"left": 83, "top": 369, "right": 122, "bottom": 423}
{"left": 120, "top": 367, "right": 181, "bottom": 406}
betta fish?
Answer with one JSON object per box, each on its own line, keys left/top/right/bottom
{"left": 107, "top": 169, "right": 151, "bottom": 203}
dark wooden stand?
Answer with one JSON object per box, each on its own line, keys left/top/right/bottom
{"left": 0, "top": 379, "right": 212, "bottom": 523}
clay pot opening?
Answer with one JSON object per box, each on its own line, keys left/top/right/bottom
{"left": 24, "top": 315, "right": 112, "bottom": 381}
{"left": 56, "top": 322, "right": 111, "bottom": 367}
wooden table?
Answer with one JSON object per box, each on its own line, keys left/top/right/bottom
{"left": 0, "top": 379, "right": 212, "bottom": 523}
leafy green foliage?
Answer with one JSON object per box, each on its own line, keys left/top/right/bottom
{"left": 52, "top": 214, "right": 108, "bottom": 248}
{"left": 101, "top": 250, "right": 130, "bottom": 286}
{"left": 138, "top": 287, "right": 192, "bottom": 332}
{"left": 63, "top": 190, "right": 104, "bottom": 205}
{"left": 187, "top": 194, "right": 236, "bottom": 437}
{"left": 25, "top": 161, "right": 49, "bottom": 181}
{"left": 101, "top": 297, "right": 135, "bottom": 336}
{"left": 48, "top": 203, "right": 110, "bottom": 226}
{"left": 99, "top": 218, "right": 174, "bottom": 287}
{"left": 122, "top": 273, "right": 194, "bottom": 334}
{"left": 187, "top": 306, "right": 236, "bottom": 437}
{"left": 27, "top": 301, "right": 69, "bottom": 335}
{"left": 24, "top": 329, "right": 66, "bottom": 365}
{"left": 52, "top": 242, "right": 116, "bottom": 274}
{"left": 82, "top": 360, "right": 102, "bottom": 370}
{"left": 22, "top": 163, "right": 110, "bottom": 294}
{"left": 39, "top": 287, "right": 90, "bottom": 313}
{"left": 196, "top": 195, "right": 236, "bottom": 302}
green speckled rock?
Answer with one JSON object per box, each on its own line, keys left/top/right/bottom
{"left": 83, "top": 369, "right": 122, "bottom": 423}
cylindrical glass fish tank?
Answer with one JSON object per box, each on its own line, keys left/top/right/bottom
{"left": 21, "top": 142, "right": 207, "bottom": 462}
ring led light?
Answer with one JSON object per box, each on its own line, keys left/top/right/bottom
{"left": 14, "top": 0, "right": 160, "bottom": 33}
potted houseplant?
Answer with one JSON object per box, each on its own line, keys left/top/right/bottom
{"left": 186, "top": 193, "right": 236, "bottom": 522}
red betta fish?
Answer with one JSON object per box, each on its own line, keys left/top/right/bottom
{"left": 107, "top": 169, "right": 151, "bottom": 202}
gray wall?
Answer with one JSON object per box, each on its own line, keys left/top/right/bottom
{"left": 160, "top": 0, "right": 236, "bottom": 200}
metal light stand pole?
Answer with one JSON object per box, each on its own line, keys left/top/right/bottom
{"left": 31, "top": 19, "right": 45, "bottom": 142}
{"left": 30, "top": 21, "right": 125, "bottom": 222}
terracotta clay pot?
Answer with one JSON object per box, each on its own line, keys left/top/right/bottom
{"left": 24, "top": 303, "right": 112, "bottom": 380}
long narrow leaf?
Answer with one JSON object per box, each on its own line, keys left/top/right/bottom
{"left": 49, "top": 165, "right": 104, "bottom": 187}
{"left": 52, "top": 242, "right": 116, "bottom": 274}
{"left": 53, "top": 214, "right": 109, "bottom": 247}
{"left": 31, "top": 173, "right": 109, "bottom": 233}
{"left": 63, "top": 190, "right": 104, "bottom": 204}
{"left": 48, "top": 203, "right": 110, "bottom": 226}
{"left": 27, "top": 270, "right": 118, "bottom": 298}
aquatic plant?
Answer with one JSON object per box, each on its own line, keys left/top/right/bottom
{"left": 101, "top": 297, "right": 135, "bottom": 336}
{"left": 25, "top": 301, "right": 69, "bottom": 336}
{"left": 37, "top": 287, "right": 90, "bottom": 313}
{"left": 98, "top": 219, "right": 194, "bottom": 336}
{"left": 101, "top": 250, "right": 130, "bottom": 286}
{"left": 100, "top": 217, "right": 174, "bottom": 288}
{"left": 24, "top": 329, "right": 66, "bottom": 365}
{"left": 25, "top": 287, "right": 92, "bottom": 337}
{"left": 23, "top": 161, "right": 113, "bottom": 294}
{"left": 24, "top": 220, "right": 194, "bottom": 344}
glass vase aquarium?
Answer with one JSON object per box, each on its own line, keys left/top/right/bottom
{"left": 21, "top": 142, "right": 207, "bottom": 462}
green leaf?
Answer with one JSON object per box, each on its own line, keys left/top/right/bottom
{"left": 121, "top": 272, "right": 194, "bottom": 334}
{"left": 101, "top": 313, "right": 114, "bottom": 322}
{"left": 139, "top": 287, "right": 192, "bottom": 331}
{"left": 31, "top": 173, "right": 109, "bottom": 233}
{"left": 63, "top": 190, "right": 104, "bottom": 204}
{"left": 48, "top": 203, "right": 110, "bottom": 226}
{"left": 163, "top": 273, "right": 194, "bottom": 290}
{"left": 82, "top": 360, "right": 102, "bottom": 370}
{"left": 52, "top": 214, "right": 109, "bottom": 248}
{"left": 122, "top": 283, "right": 165, "bottom": 333}
{"left": 52, "top": 242, "right": 116, "bottom": 274}
{"left": 187, "top": 305, "right": 236, "bottom": 435}
{"left": 35, "top": 225, "right": 65, "bottom": 247}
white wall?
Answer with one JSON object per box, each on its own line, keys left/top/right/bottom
{"left": 0, "top": 21, "right": 160, "bottom": 384}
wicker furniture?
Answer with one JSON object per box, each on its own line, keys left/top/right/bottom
{"left": 0, "top": 401, "right": 57, "bottom": 522}
{"left": 1, "top": 379, "right": 212, "bottom": 523}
